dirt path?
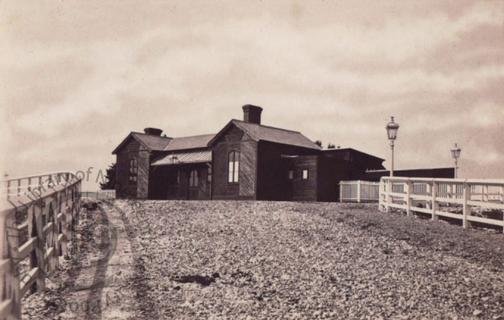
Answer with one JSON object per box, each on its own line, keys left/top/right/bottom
{"left": 22, "top": 201, "right": 136, "bottom": 319}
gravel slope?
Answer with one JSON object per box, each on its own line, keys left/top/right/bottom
{"left": 113, "top": 200, "right": 504, "bottom": 320}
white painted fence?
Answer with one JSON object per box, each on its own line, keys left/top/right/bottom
{"left": 379, "top": 177, "right": 504, "bottom": 233}
{"left": 81, "top": 190, "right": 116, "bottom": 200}
{"left": 340, "top": 180, "right": 380, "bottom": 203}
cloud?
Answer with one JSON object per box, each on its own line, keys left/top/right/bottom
{"left": 1, "top": 0, "right": 503, "bottom": 186}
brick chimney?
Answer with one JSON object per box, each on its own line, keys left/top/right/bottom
{"left": 242, "top": 104, "right": 263, "bottom": 125}
{"left": 144, "top": 127, "right": 163, "bottom": 136}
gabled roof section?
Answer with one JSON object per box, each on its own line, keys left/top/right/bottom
{"left": 208, "top": 119, "right": 322, "bottom": 150}
{"left": 164, "top": 134, "right": 215, "bottom": 152}
{"left": 112, "top": 132, "right": 172, "bottom": 154}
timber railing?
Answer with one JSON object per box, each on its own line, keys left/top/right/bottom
{"left": 340, "top": 180, "right": 380, "bottom": 203}
{"left": 0, "top": 172, "right": 82, "bottom": 320}
{"left": 379, "top": 177, "right": 504, "bottom": 233}
{"left": 81, "top": 190, "right": 116, "bottom": 201}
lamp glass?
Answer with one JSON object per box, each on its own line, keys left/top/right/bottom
{"left": 386, "top": 117, "right": 399, "bottom": 141}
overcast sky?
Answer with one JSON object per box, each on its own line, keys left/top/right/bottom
{"left": 1, "top": 0, "right": 503, "bottom": 190}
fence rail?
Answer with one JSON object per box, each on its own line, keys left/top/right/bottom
{"left": 1, "top": 173, "right": 82, "bottom": 320}
{"left": 379, "top": 177, "right": 504, "bottom": 233}
{"left": 81, "top": 190, "right": 116, "bottom": 200}
{"left": 340, "top": 180, "right": 380, "bottom": 203}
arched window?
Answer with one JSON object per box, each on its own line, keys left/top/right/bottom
{"left": 189, "top": 169, "right": 199, "bottom": 187}
{"left": 228, "top": 151, "right": 240, "bottom": 183}
{"left": 129, "top": 158, "right": 138, "bottom": 183}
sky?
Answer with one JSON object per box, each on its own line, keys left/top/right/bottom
{"left": 1, "top": 0, "right": 503, "bottom": 190}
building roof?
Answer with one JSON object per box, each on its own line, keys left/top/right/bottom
{"left": 323, "top": 148, "right": 385, "bottom": 161}
{"left": 133, "top": 132, "right": 172, "bottom": 151}
{"left": 164, "top": 134, "right": 215, "bottom": 151}
{"left": 208, "top": 120, "right": 322, "bottom": 150}
{"left": 112, "top": 132, "right": 172, "bottom": 154}
{"left": 152, "top": 150, "right": 212, "bottom": 166}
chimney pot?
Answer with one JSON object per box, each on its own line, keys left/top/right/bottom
{"left": 242, "top": 104, "right": 263, "bottom": 124}
{"left": 144, "top": 127, "right": 163, "bottom": 136}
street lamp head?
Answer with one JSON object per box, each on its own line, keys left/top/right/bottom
{"left": 451, "top": 143, "right": 461, "bottom": 160}
{"left": 386, "top": 116, "right": 400, "bottom": 141}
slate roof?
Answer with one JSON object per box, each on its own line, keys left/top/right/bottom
{"left": 114, "top": 120, "right": 320, "bottom": 155}
{"left": 164, "top": 134, "right": 215, "bottom": 151}
{"left": 209, "top": 120, "right": 321, "bottom": 150}
{"left": 112, "top": 132, "right": 172, "bottom": 154}
{"left": 132, "top": 133, "right": 172, "bottom": 151}
{"left": 152, "top": 150, "right": 212, "bottom": 166}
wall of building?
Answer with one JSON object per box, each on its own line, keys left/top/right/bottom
{"left": 212, "top": 125, "right": 258, "bottom": 200}
{"left": 256, "top": 141, "right": 319, "bottom": 201}
{"left": 115, "top": 138, "right": 150, "bottom": 199}
{"left": 291, "top": 155, "right": 318, "bottom": 202}
{"left": 137, "top": 149, "right": 150, "bottom": 199}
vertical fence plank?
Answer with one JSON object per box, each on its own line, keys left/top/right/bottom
{"left": 7, "top": 180, "right": 11, "bottom": 200}
{"left": 385, "top": 179, "right": 391, "bottom": 212}
{"left": 431, "top": 181, "right": 438, "bottom": 221}
{"left": 357, "top": 181, "right": 361, "bottom": 203}
{"left": 463, "top": 182, "right": 471, "bottom": 229}
{"left": 28, "top": 201, "right": 45, "bottom": 292}
{"left": 406, "top": 180, "right": 412, "bottom": 216}
{"left": 4, "top": 212, "right": 21, "bottom": 319}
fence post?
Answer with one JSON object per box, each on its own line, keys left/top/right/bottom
{"left": 7, "top": 180, "right": 11, "bottom": 199}
{"left": 3, "top": 210, "right": 22, "bottom": 319}
{"left": 339, "top": 183, "right": 343, "bottom": 203}
{"left": 29, "top": 202, "right": 46, "bottom": 293}
{"left": 431, "top": 180, "right": 438, "bottom": 221}
{"left": 357, "top": 181, "right": 361, "bottom": 203}
{"left": 378, "top": 180, "right": 383, "bottom": 210}
{"left": 406, "top": 180, "right": 412, "bottom": 216}
{"left": 386, "top": 178, "right": 392, "bottom": 212}
{"left": 463, "top": 181, "right": 471, "bottom": 229}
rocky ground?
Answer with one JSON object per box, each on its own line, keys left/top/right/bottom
{"left": 23, "top": 200, "right": 504, "bottom": 319}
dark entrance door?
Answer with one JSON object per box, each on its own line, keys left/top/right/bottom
{"left": 187, "top": 168, "right": 200, "bottom": 200}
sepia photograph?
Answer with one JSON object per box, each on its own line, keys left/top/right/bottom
{"left": 1, "top": 0, "right": 503, "bottom": 319}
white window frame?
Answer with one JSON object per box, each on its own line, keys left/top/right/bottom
{"left": 129, "top": 158, "right": 138, "bottom": 183}
{"left": 302, "top": 169, "right": 309, "bottom": 180}
{"left": 228, "top": 151, "right": 240, "bottom": 183}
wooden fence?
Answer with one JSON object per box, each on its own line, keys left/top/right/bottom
{"left": 340, "top": 180, "right": 380, "bottom": 203}
{"left": 0, "top": 172, "right": 82, "bottom": 319}
{"left": 379, "top": 177, "right": 504, "bottom": 233}
{"left": 81, "top": 190, "right": 116, "bottom": 200}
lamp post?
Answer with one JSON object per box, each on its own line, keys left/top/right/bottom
{"left": 386, "top": 116, "right": 400, "bottom": 177}
{"left": 451, "top": 143, "right": 461, "bottom": 178}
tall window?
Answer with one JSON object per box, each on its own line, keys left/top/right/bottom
{"left": 302, "top": 169, "right": 309, "bottom": 180}
{"left": 129, "top": 158, "right": 138, "bottom": 183}
{"left": 228, "top": 151, "right": 240, "bottom": 183}
{"left": 288, "top": 170, "right": 294, "bottom": 180}
{"left": 189, "top": 169, "right": 199, "bottom": 187}
{"left": 207, "top": 165, "right": 212, "bottom": 183}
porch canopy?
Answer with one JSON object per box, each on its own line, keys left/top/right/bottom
{"left": 151, "top": 150, "right": 212, "bottom": 166}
